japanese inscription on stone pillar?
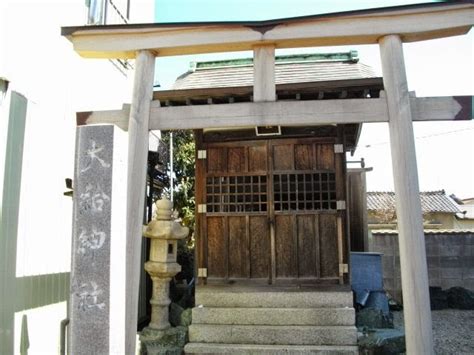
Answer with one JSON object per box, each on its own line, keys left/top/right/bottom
{"left": 70, "top": 126, "right": 114, "bottom": 354}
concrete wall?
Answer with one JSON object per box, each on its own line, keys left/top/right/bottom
{"left": 369, "top": 231, "right": 474, "bottom": 303}
{"left": 454, "top": 218, "right": 474, "bottom": 230}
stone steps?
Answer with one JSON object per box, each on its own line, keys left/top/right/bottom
{"left": 185, "top": 287, "right": 357, "bottom": 354}
{"left": 192, "top": 307, "right": 355, "bottom": 326}
{"left": 185, "top": 343, "right": 359, "bottom": 354}
{"left": 188, "top": 325, "right": 357, "bottom": 346}
{"left": 195, "top": 287, "right": 353, "bottom": 308}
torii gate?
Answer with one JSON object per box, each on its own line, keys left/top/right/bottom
{"left": 62, "top": 2, "right": 473, "bottom": 354}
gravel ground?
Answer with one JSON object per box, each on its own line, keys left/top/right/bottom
{"left": 393, "top": 310, "right": 474, "bottom": 354}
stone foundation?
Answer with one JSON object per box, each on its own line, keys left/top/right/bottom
{"left": 139, "top": 326, "right": 187, "bottom": 355}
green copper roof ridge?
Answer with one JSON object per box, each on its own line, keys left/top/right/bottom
{"left": 190, "top": 50, "right": 359, "bottom": 71}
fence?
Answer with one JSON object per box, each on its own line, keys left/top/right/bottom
{"left": 369, "top": 230, "right": 474, "bottom": 303}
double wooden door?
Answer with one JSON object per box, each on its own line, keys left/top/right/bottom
{"left": 196, "top": 137, "right": 345, "bottom": 285}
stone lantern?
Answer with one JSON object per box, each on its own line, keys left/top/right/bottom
{"left": 143, "top": 199, "right": 189, "bottom": 330}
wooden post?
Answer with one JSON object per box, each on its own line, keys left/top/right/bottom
{"left": 253, "top": 44, "right": 276, "bottom": 283}
{"left": 125, "top": 49, "right": 155, "bottom": 354}
{"left": 379, "top": 35, "right": 433, "bottom": 354}
{"left": 253, "top": 44, "right": 276, "bottom": 102}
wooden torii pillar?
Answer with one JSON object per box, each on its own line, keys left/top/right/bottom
{"left": 379, "top": 35, "right": 433, "bottom": 353}
{"left": 125, "top": 50, "right": 155, "bottom": 355}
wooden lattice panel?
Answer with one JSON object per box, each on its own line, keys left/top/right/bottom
{"left": 274, "top": 172, "right": 336, "bottom": 211}
{"left": 206, "top": 175, "right": 267, "bottom": 213}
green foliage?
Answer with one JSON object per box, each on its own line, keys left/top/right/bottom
{"left": 161, "top": 130, "right": 196, "bottom": 235}
{"left": 161, "top": 130, "right": 196, "bottom": 282}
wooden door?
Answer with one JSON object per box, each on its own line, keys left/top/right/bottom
{"left": 197, "top": 137, "right": 344, "bottom": 285}
{"left": 198, "top": 141, "right": 271, "bottom": 283}
{"left": 270, "top": 139, "right": 340, "bottom": 284}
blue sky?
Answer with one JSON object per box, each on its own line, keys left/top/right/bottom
{"left": 154, "top": 0, "right": 440, "bottom": 22}
{"left": 152, "top": 0, "right": 473, "bottom": 198}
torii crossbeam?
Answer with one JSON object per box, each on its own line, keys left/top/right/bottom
{"left": 62, "top": 2, "right": 473, "bottom": 354}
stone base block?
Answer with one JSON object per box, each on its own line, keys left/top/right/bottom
{"left": 195, "top": 287, "right": 353, "bottom": 308}
{"left": 192, "top": 307, "right": 354, "bottom": 326}
{"left": 185, "top": 343, "right": 359, "bottom": 354}
{"left": 188, "top": 325, "right": 357, "bottom": 346}
{"left": 139, "top": 326, "right": 187, "bottom": 355}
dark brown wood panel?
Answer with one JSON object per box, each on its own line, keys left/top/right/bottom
{"left": 297, "top": 215, "right": 317, "bottom": 277}
{"left": 319, "top": 213, "right": 338, "bottom": 278}
{"left": 207, "top": 217, "right": 226, "bottom": 278}
{"left": 249, "top": 216, "right": 270, "bottom": 278}
{"left": 228, "top": 216, "right": 249, "bottom": 278}
{"left": 194, "top": 130, "right": 206, "bottom": 281}
{"left": 202, "top": 136, "right": 346, "bottom": 285}
{"left": 317, "top": 144, "right": 335, "bottom": 170}
{"left": 207, "top": 147, "right": 227, "bottom": 173}
{"left": 273, "top": 144, "right": 293, "bottom": 171}
{"left": 275, "top": 215, "right": 297, "bottom": 278}
{"left": 248, "top": 145, "right": 267, "bottom": 172}
{"left": 294, "top": 144, "right": 314, "bottom": 170}
{"left": 228, "top": 147, "right": 246, "bottom": 173}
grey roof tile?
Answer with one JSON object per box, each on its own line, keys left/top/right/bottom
{"left": 172, "top": 60, "right": 378, "bottom": 90}
{"left": 367, "top": 191, "right": 462, "bottom": 214}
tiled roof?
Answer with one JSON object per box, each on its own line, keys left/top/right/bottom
{"left": 371, "top": 229, "right": 474, "bottom": 235}
{"left": 172, "top": 51, "right": 378, "bottom": 90}
{"left": 367, "top": 191, "right": 462, "bottom": 214}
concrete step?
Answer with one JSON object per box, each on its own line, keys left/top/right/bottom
{"left": 192, "top": 307, "right": 355, "bottom": 326}
{"left": 188, "top": 325, "right": 357, "bottom": 346}
{"left": 185, "top": 343, "right": 359, "bottom": 354}
{"left": 195, "top": 287, "right": 353, "bottom": 308}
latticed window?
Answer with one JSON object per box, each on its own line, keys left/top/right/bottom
{"left": 274, "top": 172, "right": 336, "bottom": 211}
{"left": 206, "top": 176, "right": 267, "bottom": 213}
{"left": 205, "top": 172, "right": 336, "bottom": 213}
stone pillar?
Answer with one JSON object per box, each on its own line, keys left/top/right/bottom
{"left": 143, "top": 199, "right": 189, "bottom": 330}
{"left": 69, "top": 124, "right": 128, "bottom": 354}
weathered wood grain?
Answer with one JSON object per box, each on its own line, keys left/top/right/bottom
{"left": 207, "top": 217, "right": 226, "bottom": 278}
{"left": 297, "top": 215, "right": 317, "bottom": 277}
{"left": 275, "top": 215, "right": 297, "bottom": 278}
{"left": 317, "top": 144, "right": 335, "bottom": 170}
{"left": 207, "top": 147, "right": 227, "bottom": 173}
{"left": 249, "top": 216, "right": 270, "bottom": 279}
{"left": 227, "top": 147, "right": 246, "bottom": 173}
{"left": 228, "top": 216, "right": 249, "bottom": 278}
{"left": 125, "top": 50, "right": 154, "bottom": 355}
{"left": 272, "top": 144, "right": 293, "bottom": 171}
{"left": 248, "top": 145, "right": 267, "bottom": 173}
{"left": 295, "top": 144, "right": 313, "bottom": 170}
{"left": 253, "top": 45, "right": 276, "bottom": 102}
{"left": 319, "top": 214, "right": 338, "bottom": 278}
{"left": 150, "top": 98, "right": 387, "bottom": 130}
{"left": 79, "top": 96, "right": 473, "bottom": 130}
{"left": 379, "top": 34, "right": 433, "bottom": 354}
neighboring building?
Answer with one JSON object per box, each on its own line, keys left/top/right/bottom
{"left": 367, "top": 191, "right": 474, "bottom": 301}
{"left": 453, "top": 197, "right": 474, "bottom": 229}
{"left": 367, "top": 190, "right": 463, "bottom": 230}
{"left": 0, "top": 1, "right": 153, "bottom": 353}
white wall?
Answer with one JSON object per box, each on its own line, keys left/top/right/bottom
{"left": 0, "top": 0, "right": 153, "bottom": 353}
